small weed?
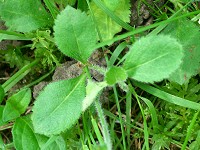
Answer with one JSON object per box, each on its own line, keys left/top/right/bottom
{"left": 0, "top": 0, "right": 200, "bottom": 149}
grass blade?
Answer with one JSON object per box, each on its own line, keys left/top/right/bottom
{"left": 181, "top": 111, "right": 199, "bottom": 150}
{"left": 139, "top": 96, "right": 159, "bottom": 133}
{"left": 133, "top": 81, "right": 200, "bottom": 110}
{"left": 92, "top": 9, "right": 200, "bottom": 49}
{"left": 131, "top": 86, "right": 150, "bottom": 150}
{"left": 43, "top": 0, "right": 59, "bottom": 19}
{"left": 126, "top": 83, "right": 132, "bottom": 149}
{"left": 109, "top": 42, "right": 128, "bottom": 67}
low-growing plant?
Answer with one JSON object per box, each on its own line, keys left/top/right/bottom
{"left": 0, "top": 0, "right": 200, "bottom": 149}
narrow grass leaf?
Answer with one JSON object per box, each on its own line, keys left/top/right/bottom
{"left": 91, "top": 116, "right": 104, "bottom": 145}
{"left": 139, "top": 96, "right": 159, "bottom": 133}
{"left": 3, "top": 88, "right": 31, "bottom": 122}
{"left": 132, "top": 88, "right": 150, "bottom": 150}
{"left": 0, "top": 0, "right": 53, "bottom": 32}
{"left": 0, "top": 85, "right": 4, "bottom": 104}
{"left": 123, "top": 35, "right": 183, "bottom": 83}
{"left": 113, "top": 86, "right": 126, "bottom": 150}
{"left": 54, "top": 6, "right": 97, "bottom": 63}
{"left": 126, "top": 84, "right": 132, "bottom": 149}
{"left": 32, "top": 74, "right": 86, "bottom": 135}
{"left": 181, "top": 111, "right": 199, "bottom": 150}
{"left": 134, "top": 81, "right": 200, "bottom": 110}
{"left": 109, "top": 42, "right": 127, "bottom": 67}
{"left": 43, "top": 0, "right": 60, "bottom": 19}
{"left": 92, "top": 10, "right": 200, "bottom": 50}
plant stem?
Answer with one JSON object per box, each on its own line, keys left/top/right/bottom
{"left": 94, "top": 99, "right": 112, "bottom": 150}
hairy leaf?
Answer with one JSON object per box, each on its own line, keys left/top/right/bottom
{"left": 123, "top": 35, "right": 183, "bottom": 83}
{"left": 105, "top": 66, "right": 127, "bottom": 85}
{"left": 90, "top": 0, "right": 130, "bottom": 41}
{"left": 162, "top": 18, "right": 200, "bottom": 84}
{"left": 54, "top": 6, "right": 97, "bottom": 63}
{"left": 3, "top": 88, "right": 31, "bottom": 122}
{"left": 13, "top": 116, "right": 66, "bottom": 150}
{"left": 32, "top": 75, "right": 86, "bottom": 135}
{"left": 82, "top": 80, "right": 107, "bottom": 111}
{"left": 0, "top": 0, "right": 53, "bottom": 32}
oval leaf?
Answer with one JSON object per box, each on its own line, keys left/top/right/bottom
{"left": 54, "top": 6, "right": 97, "bottom": 63}
{"left": 32, "top": 75, "right": 86, "bottom": 135}
{"left": 123, "top": 35, "right": 183, "bottom": 83}
{"left": 105, "top": 66, "right": 127, "bottom": 85}
{"left": 162, "top": 18, "right": 200, "bottom": 84}
{"left": 13, "top": 116, "right": 66, "bottom": 150}
{"left": 13, "top": 116, "right": 41, "bottom": 150}
{"left": 0, "top": 0, "right": 53, "bottom": 32}
{"left": 3, "top": 88, "right": 31, "bottom": 122}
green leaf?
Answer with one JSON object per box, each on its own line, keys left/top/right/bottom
{"left": 123, "top": 35, "right": 183, "bottom": 83}
{"left": 3, "top": 88, "right": 31, "bottom": 122}
{"left": 105, "top": 66, "right": 127, "bottom": 85}
{"left": 54, "top": 6, "right": 97, "bottom": 63}
{"left": 13, "top": 116, "right": 41, "bottom": 150}
{"left": 90, "top": 0, "right": 130, "bottom": 41}
{"left": 152, "top": 134, "right": 170, "bottom": 150}
{"left": 0, "top": 106, "right": 6, "bottom": 126}
{"left": 13, "top": 116, "right": 66, "bottom": 150}
{"left": 162, "top": 18, "right": 200, "bottom": 84}
{"left": 0, "top": 0, "right": 53, "bottom": 32}
{"left": 82, "top": 80, "right": 107, "bottom": 111}
{"left": 0, "top": 85, "right": 4, "bottom": 103}
{"left": 39, "top": 135, "right": 66, "bottom": 150}
{"left": 32, "top": 74, "right": 86, "bottom": 135}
